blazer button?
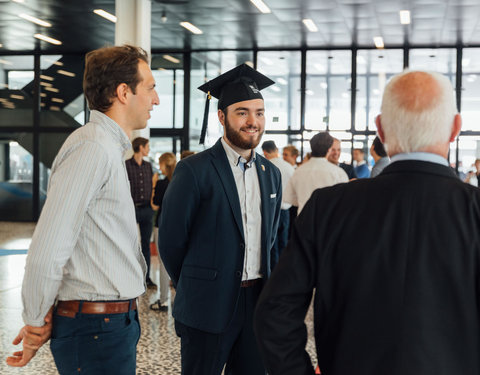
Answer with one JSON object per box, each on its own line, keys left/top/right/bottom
{"left": 240, "top": 243, "right": 245, "bottom": 250}
{"left": 235, "top": 271, "right": 242, "bottom": 277}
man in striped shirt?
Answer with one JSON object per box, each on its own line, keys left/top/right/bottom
{"left": 6, "top": 45, "right": 159, "bottom": 374}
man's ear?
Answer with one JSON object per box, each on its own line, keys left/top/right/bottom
{"left": 116, "top": 83, "right": 130, "bottom": 105}
{"left": 218, "top": 109, "right": 226, "bottom": 127}
{"left": 375, "top": 115, "right": 385, "bottom": 143}
{"left": 449, "top": 113, "right": 462, "bottom": 142}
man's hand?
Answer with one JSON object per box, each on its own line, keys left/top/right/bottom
{"left": 6, "top": 307, "right": 53, "bottom": 367}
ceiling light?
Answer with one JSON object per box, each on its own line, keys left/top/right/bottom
{"left": 45, "top": 87, "right": 59, "bottom": 93}
{"left": 57, "top": 69, "right": 75, "bottom": 77}
{"left": 250, "top": 0, "right": 271, "bottom": 14}
{"left": 356, "top": 55, "right": 366, "bottom": 64}
{"left": 302, "top": 19, "right": 318, "bottom": 32}
{"left": 12, "top": 0, "right": 25, "bottom": 3}
{"left": 0, "top": 44, "right": 2, "bottom": 48}
{"left": 373, "top": 36, "right": 384, "bottom": 49}
{"left": 52, "top": 98, "right": 64, "bottom": 103}
{"left": 467, "top": 74, "right": 477, "bottom": 83}
{"left": 373, "top": 89, "right": 381, "bottom": 95}
{"left": 341, "top": 92, "right": 349, "bottom": 99}
{"left": 399, "top": 10, "right": 411, "bottom": 25}
{"left": 10, "top": 94, "right": 24, "bottom": 100}
{"left": 50, "top": 106, "right": 61, "bottom": 111}
{"left": 40, "top": 81, "right": 52, "bottom": 87}
{"left": 40, "top": 93, "right": 47, "bottom": 97}
{"left": 93, "top": 9, "right": 117, "bottom": 23}
{"left": 306, "top": 89, "right": 314, "bottom": 96}
{"left": 161, "top": 10, "right": 167, "bottom": 23}
{"left": 163, "top": 54, "right": 180, "bottom": 64}
{"left": 462, "top": 58, "right": 471, "bottom": 67}
{"left": 0, "top": 83, "right": 8, "bottom": 88}
{"left": 40, "top": 102, "right": 46, "bottom": 107}
{"left": 270, "top": 86, "right": 280, "bottom": 92}
{"left": 320, "top": 82, "right": 328, "bottom": 89}
{"left": 0, "top": 59, "right": 13, "bottom": 65}
{"left": 180, "top": 21, "right": 203, "bottom": 34}
{"left": 19, "top": 13, "right": 52, "bottom": 27}
{"left": 34, "top": 34, "right": 62, "bottom": 45}
{"left": 314, "top": 63, "right": 325, "bottom": 72}
{"left": 277, "top": 78, "right": 287, "bottom": 85}
{"left": 40, "top": 74, "right": 54, "bottom": 81}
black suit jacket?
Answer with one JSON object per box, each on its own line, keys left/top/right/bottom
{"left": 255, "top": 160, "right": 480, "bottom": 375}
{"left": 159, "top": 138, "right": 282, "bottom": 333}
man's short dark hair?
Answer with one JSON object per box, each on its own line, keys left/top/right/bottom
{"left": 310, "top": 132, "right": 333, "bottom": 157}
{"left": 262, "top": 140, "right": 278, "bottom": 153}
{"left": 372, "top": 136, "right": 387, "bottom": 158}
{"left": 132, "top": 137, "right": 149, "bottom": 153}
{"left": 83, "top": 45, "right": 149, "bottom": 113}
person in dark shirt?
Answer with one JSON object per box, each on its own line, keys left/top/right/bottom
{"left": 125, "top": 137, "right": 156, "bottom": 288}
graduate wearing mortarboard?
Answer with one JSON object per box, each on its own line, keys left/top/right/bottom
{"left": 158, "top": 64, "right": 282, "bottom": 374}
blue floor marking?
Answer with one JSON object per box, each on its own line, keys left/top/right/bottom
{"left": 0, "top": 249, "right": 28, "bottom": 256}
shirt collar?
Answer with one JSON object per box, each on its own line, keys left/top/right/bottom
{"left": 221, "top": 137, "right": 256, "bottom": 169}
{"left": 89, "top": 110, "right": 132, "bottom": 155}
{"left": 391, "top": 152, "right": 449, "bottom": 167}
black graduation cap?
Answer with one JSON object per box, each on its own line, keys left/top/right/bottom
{"left": 197, "top": 63, "right": 275, "bottom": 144}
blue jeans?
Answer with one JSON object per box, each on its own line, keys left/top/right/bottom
{"left": 271, "top": 209, "right": 290, "bottom": 271}
{"left": 50, "top": 308, "right": 140, "bottom": 374}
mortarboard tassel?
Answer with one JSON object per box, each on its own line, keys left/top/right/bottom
{"left": 199, "top": 91, "right": 211, "bottom": 145}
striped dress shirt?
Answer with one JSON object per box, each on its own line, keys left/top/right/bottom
{"left": 22, "top": 110, "right": 146, "bottom": 327}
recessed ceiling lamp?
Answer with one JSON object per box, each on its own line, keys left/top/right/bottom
{"left": 19, "top": 13, "right": 52, "bottom": 27}
{"left": 250, "top": 0, "right": 271, "bottom": 14}
{"left": 0, "top": 59, "right": 13, "bottom": 65}
{"left": 50, "top": 106, "right": 61, "bottom": 111}
{"left": 302, "top": 19, "right": 318, "bottom": 32}
{"left": 40, "top": 74, "right": 54, "bottom": 81}
{"left": 40, "top": 81, "right": 52, "bottom": 87}
{"left": 52, "top": 98, "right": 64, "bottom": 103}
{"left": 45, "top": 87, "right": 59, "bottom": 93}
{"left": 320, "top": 82, "right": 328, "bottom": 89}
{"left": 462, "top": 58, "right": 470, "bottom": 67}
{"left": 34, "top": 34, "right": 62, "bottom": 45}
{"left": 0, "top": 44, "right": 3, "bottom": 48}
{"left": 356, "top": 55, "right": 366, "bottom": 64}
{"left": 10, "top": 94, "right": 25, "bottom": 100}
{"left": 277, "top": 78, "right": 287, "bottom": 85}
{"left": 40, "top": 93, "right": 47, "bottom": 97}
{"left": 259, "top": 57, "right": 273, "bottom": 66}
{"left": 57, "top": 69, "right": 75, "bottom": 77}
{"left": 163, "top": 55, "right": 180, "bottom": 63}
{"left": 270, "top": 86, "right": 280, "bottom": 92}
{"left": 399, "top": 10, "right": 411, "bottom": 25}
{"left": 93, "top": 9, "right": 117, "bottom": 23}
{"left": 180, "top": 21, "right": 203, "bottom": 34}
{"left": 373, "top": 36, "right": 384, "bottom": 49}
{"left": 12, "top": 0, "right": 25, "bottom": 3}
{"left": 306, "top": 89, "right": 314, "bottom": 96}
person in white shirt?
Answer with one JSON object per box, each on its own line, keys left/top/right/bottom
{"left": 284, "top": 131, "right": 348, "bottom": 214}
{"left": 7, "top": 45, "right": 159, "bottom": 374}
{"left": 262, "top": 140, "right": 295, "bottom": 269}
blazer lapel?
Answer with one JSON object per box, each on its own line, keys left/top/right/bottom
{"left": 255, "top": 155, "right": 270, "bottom": 256}
{"left": 210, "top": 139, "right": 244, "bottom": 239}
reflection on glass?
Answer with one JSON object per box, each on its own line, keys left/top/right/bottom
{"left": 257, "top": 51, "right": 301, "bottom": 131}
{"left": 306, "top": 51, "right": 351, "bottom": 131}
{"left": 0, "top": 138, "right": 34, "bottom": 220}
{"left": 356, "top": 49, "right": 403, "bottom": 131}
{"left": 149, "top": 137, "right": 181, "bottom": 174}
{"left": 149, "top": 69, "right": 184, "bottom": 128}
{"left": 39, "top": 55, "right": 85, "bottom": 128}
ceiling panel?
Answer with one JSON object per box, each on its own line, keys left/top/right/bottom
{"left": 0, "top": 0, "right": 480, "bottom": 53}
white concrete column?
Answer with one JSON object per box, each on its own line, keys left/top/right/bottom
{"left": 115, "top": 0, "right": 152, "bottom": 141}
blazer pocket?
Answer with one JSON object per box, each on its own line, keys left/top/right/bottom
{"left": 182, "top": 265, "right": 218, "bottom": 280}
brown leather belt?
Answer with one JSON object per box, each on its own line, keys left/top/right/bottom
{"left": 55, "top": 300, "right": 137, "bottom": 318}
{"left": 240, "top": 278, "right": 262, "bottom": 288}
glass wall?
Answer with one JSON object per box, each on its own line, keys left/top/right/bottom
{"left": 306, "top": 50, "right": 351, "bottom": 132}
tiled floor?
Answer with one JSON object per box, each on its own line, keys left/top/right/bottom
{"left": 0, "top": 222, "right": 316, "bottom": 374}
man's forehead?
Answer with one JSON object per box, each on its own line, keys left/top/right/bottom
{"left": 229, "top": 99, "right": 264, "bottom": 111}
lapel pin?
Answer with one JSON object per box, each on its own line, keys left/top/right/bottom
{"left": 261, "top": 164, "right": 265, "bottom": 171}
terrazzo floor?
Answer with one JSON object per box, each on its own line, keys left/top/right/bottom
{"left": 0, "top": 221, "right": 317, "bottom": 374}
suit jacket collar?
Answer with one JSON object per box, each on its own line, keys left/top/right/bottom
{"left": 381, "top": 159, "right": 457, "bottom": 179}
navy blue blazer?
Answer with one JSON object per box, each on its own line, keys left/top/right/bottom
{"left": 159, "top": 138, "right": 282, "bottom": 333}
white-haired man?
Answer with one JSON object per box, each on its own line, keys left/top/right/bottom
{"left": 254, "top": 71, "right": 480, "bottom": 375}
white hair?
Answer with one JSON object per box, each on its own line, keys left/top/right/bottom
{"left": 380, "top": 70, "right": 457, "bottom": 154}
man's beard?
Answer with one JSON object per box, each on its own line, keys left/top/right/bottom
{"left": 224, "top": 117, "right": 264, "bottom": 150}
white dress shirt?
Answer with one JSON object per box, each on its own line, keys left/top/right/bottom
{"left": 269, "top": 157, "right": 294, "bottom": 210}
{"left": 22, "top": 110, "right": 146, "bottom": 326}
{"left": 221, "top": 137, "right": 262, "bottom": 281}
{"left": 284, "top": 157, "right": 349, "bottom": 214}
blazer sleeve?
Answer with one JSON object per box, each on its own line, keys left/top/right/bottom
{"left": 254, "top": 190, "right": 319, "bottom": 375}
{"left": 158, "top": 161, "right": 200, "bottom": 286}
